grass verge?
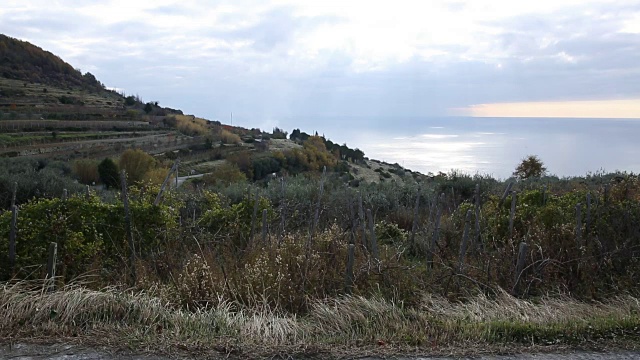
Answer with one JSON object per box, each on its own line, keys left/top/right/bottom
{"left": 1, "top": 282, "right": 640, "bottom": 358}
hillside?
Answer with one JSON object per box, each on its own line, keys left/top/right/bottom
{"left": 0, "top": 34, "right": 425, "bottom": 186}
{"left": 0, "top": 34, "right": 104, "bottom": 91}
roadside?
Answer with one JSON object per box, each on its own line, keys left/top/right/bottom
{"left": 2, "top": 342, "right": 640, "bottom": 360}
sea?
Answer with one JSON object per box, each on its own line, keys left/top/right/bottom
{"left": 277, "top": 116, "right": 640, "bottom": 180}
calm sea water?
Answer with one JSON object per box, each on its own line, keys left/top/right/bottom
{"left": 281, "top": 117, "right": 640, "bottom": 179}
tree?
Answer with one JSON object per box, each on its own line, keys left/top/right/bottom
{"left": 143, "top": 102, "right": 154, "bottom": 114}
{"left": 119, "top": 149, "right": 156, "bottom": 184}
{"left": 98, "top": 158, "right": 119, "bottom": 188}
{"left": 513, "top": 155, "right": 547, "bottom": 180}
{"left": 124, "top": 96, "right": 136, "bottom": 106}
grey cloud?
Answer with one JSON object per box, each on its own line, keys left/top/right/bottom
{"left": 213, "top": 6, "right": 344, "bottom": 52}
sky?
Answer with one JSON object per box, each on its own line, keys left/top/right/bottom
{"left": 1, "top": 0, "right": 639, "bottom": 127}
{"left": 2, "top": 1, "right": 640, "bottom": 177}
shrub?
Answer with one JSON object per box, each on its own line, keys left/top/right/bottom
{"left": 220, "top": 129, "right": 241, "bottom": 144}
{"left": 98, "top": 158, "right": 119, "bottom": 189}
{"left": 172, "top": 115, "right": 210, "bottom": 136}
{"left": 202, "top": 162, "right": 246, "bottom": 187}
{"left": 143, "top": 167, "right": 173, "bottom": 186}
{"left": 119, "top": 149, "right": 156, "bottom": 184}
{"left": 72, "top": 159, "right": 100, "bottom": 185}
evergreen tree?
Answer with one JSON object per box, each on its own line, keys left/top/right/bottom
{"left": 98, "top": 158, "right": 119, "bottom": 188}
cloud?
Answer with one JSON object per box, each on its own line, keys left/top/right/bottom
{"left": 0, "top": 0, "right": 638, "bottom": 124}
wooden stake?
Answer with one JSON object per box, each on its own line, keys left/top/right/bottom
{"left": 261, "top": 209, "right": 268, "bottom": 245}
{"left": 586, "top": 193, "right": 592, "bottom": 236}
{"left": 11, "top": 181, "right": 17, "bottom": 208}
{"left": 250, "top": 189, "right": 259, "bottom": 243}
{"left": 311, "top": 166, "right": 326, "bottom": 243}
{"left": 9, "top": 205, "right": 17, "bottom": 274}
{"left": 345, "top": 244, "right": 355, "bottom": 294}
{"left": 120, "top": 170, "right": 136, "bottom": 285}
{"left": 458, "top": 209, "right": 472, "bottom": 273}
{"left": 513, "top": 242, "right": 528, "bottom": 296}
{"left": 367, "top": 209, "right": 379, "bottom": 260}
{"left": 576, "top": 203, "right": 583, "bottom": 248}
{"left": 279, "top": 178, "right": 286, "bottom": 245}
{"left": 500, "top": 182, "right": 514, "bottom": 207}
{"left": 509, "top": 191, "right": 517, "bottom": 238}
{"left": 358, "top": 192, "right": 367, "bottom": 250}
{"left": 410, "top": 186, "right": 421, "bottom": 250}
{"left": 474, "top": 183, "right": 482, "bottom": 252}
{"left": 154, "top": 160, "right": 179, "bottom": 206}
{"left": 46, "top": 242, "right": 57, "bottom": 293}
{"left": 427, "top": 193, "right": 444, "bottom": 268}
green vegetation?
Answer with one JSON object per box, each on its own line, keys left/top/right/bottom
{"left": 514, "top": 154, "right": 548, "bottom": 179}
{"left": 97, "top": 158, "right": 119, "bottom": 189}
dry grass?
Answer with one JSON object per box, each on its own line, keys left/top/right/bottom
{"left": 2, "top": 281, "right": 640, "bottom": 357}
{"left": 174, "top": 115, "right": 210, "bottom": 136}
{"left": 219, "top": 129, "right": 241, "bottom": 144}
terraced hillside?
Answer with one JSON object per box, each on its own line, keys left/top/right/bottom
{"left": 0, "top": 34, "right": 196, "bottom": 160}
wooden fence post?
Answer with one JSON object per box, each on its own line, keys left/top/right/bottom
{"left": 85, "top": 185, "right": 91, "bottom": 200}
{"left": 410, "top": 186, "right": 421, "bottom": 250}
{"left": 120, "top": 170, "right": 136, "bottom": 285}
{"left": 154, "top": 160, "right": 179, "bottom": 206}
{"left": 500, "top": 182, "right": 514, "bottom": 207}
{"left": 474, "top": 183, "right": 482, "bottom": 252}
{"left": 311, "top": 166, "right": 327, "bottom": 243}
{"left": 586, "top": 193, "right": 591, "bottom": 236}
{"left": 11, "top": 181, "right": 17, "bottom": 208}
{"left": 345, "top": 243, "right": 355, "bottom": 294}
{"left": 9, "top": 205, "right": 17, "bottom": 274}
{"left": 175, "top": 159, "right": 179, "bottom": 188}
{"left": 458, "top": 209, "right": 472, "bottom": 273}
{"left": 62, "top": 189, "right": 68, "bottom": 201}
{"left": 509, "top": 191, "right": 517, "bottom": 238}
{"left": 576, "top": 203, "right": 583, "bottom": 248}
{"left": 367, "top": 209, "right": 379, "bottom": 260}
{"left": 261, "top": 209, "right": 268, "bottom": 245}
{"left": 46, "top": 242, "right": 57, "bottom": 293}
{"left": 250, "top": 189, "right": 259, "bottom": 242}
{"left": 358, "top": 192, "right": 367, "bottom": 250}
{"left": 279, "top": 178, "right": 286, "bottom": 245}
{"left": 513, "top": 242, "right": 528, "bottom": 296}
{"left": 427, "top": 193, "right": 444, "bottom": 268}
{"left": 348, "top": 193, "right": 357, "bottom": 246}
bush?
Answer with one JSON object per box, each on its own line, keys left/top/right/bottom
{"left": 98, "top": 158, "right": 120, "bottom": 189}
{"left": 72, "top": 159, "right": 99, "bottom": 185}
{"left": 201, "top": 162, "right": 246, "bottom": 187}
{"left": 143, "top": 167, "right": 173, "bottom": 186}
{"left": 119, "top": 149, "right": 156, "bottom": 184}
{"left": 220, "top": 129, "right": 241, "bottom": 144}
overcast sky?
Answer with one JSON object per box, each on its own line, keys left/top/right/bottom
{"left": 1, "top": 0, "right": 640, "bottom": 129}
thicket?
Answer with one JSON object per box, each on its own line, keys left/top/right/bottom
{"left": 290, "top": 128, "right": 365, "bottom": 163}
{"left": 2, "top": 169, "right": 640, "bottom": 314}
{"left": 0, "top": 158, "right": 83, "bottom": 208}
